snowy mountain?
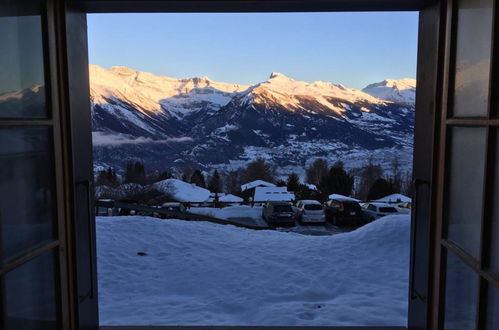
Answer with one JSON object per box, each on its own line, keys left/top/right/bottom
{"left": 362, "top": 78, "right": 416, "bottom": 105}
{"left": 0, "top": 65, "right": 412, "bottom": 176}
{"left": 89, "top": 66, "right": 415, "bottom": 176}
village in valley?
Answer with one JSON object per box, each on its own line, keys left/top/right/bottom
{"left": 94, "top": 156, "right": 412, "bottom": 231}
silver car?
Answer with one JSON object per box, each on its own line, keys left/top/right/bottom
{"left": 294, "top": 200, "right": 325, "bottom": 224}
{"left": 362, "top": 202, "right": 399, "bottom": 221}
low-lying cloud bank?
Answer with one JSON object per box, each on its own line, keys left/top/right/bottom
{"left": 92, "top": 131, "right": 193, "bottom": 146}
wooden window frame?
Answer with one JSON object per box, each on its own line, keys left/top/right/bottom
{"left": 430, "top": 0, "right": 499, "bottom": 329}
{"left": 49, "top": 1, "right": 451, "bottom": 329}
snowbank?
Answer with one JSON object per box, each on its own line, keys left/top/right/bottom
{"left": 97, "top": 215, "right": 410, "bottom": 326}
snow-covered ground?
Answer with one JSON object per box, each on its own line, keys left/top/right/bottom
{"left": 189, "top": 205, "right": 263, "bottom": 220}
{"left": 97, "top": 215, "right": 410, "bottom": 326}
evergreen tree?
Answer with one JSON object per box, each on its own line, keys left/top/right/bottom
{"left": 124, "top": 162, "right": 134, "bottom": 183}
{"left": 275, "top": 179, "right": 287, "bottom": 187}
{"left": 286, "top": 172, "right": 301, "bottom": 192}
{"left": 190, "top": 169, "right": 206, "bottom": 188}
{"left": 319, "top": 161, "right": 354, "bottom": 197}
{"left": 207, "top": 170, "right": 222, "bottom": 193}
{"left": 95, "top": 167, "right": 118, "bottom": 187}
{"left": 181, "top": 165, "right": 193, "bottom": 182}
{"left": 367, "top": 178, "right": 396, "bottom": 201}
{"left": 124, "top": 161, "right": 146, "bottom": 184}
{"left": 133, "top": 162, "right": 146, "bottom": 184}
{"left": 154, "top": 170, "right": 172, "bottom": 183}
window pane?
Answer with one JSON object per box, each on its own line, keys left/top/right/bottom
{"left": 452, "top": 0, "right": 493, "bottom": 117}
{"left": 444, "top": 252, "right": 478, "bottom": 330}
{"left": 0, "top": 4, "right": 47, "bottom": 118}
{"left": 485, "top": 282, "right": 498, "bottom": 330}
{"left": 3, "top": 250, "right": 60, "bottom": 330}
{"left": 446, "top": 127, "right": 487, "bottom": 258}
{"left": 0, "top": 128, "right": 57, "bottom": 262}
{"left": 490, "top": 129, "right": 499, "bottom": 273}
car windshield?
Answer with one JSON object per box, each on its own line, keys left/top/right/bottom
{"left": 273, "top": 205, "right": 293, "bottom": 212}
{"left": 304, "top": 204, "right": 322, "bottom": 210}
{"left": 342, "top": 202, "right": 361, "bottom": 211}
{"left": 379, "top": 207, "right": 398, "bottom": 213}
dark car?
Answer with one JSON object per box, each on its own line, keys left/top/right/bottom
{"left": 159, "top": 202, "right": 188, "bottom": 219}
{"left": 323, "top": 198, "right": 364, "bottom": 226}
{"left": 262, "top": 202, "right": 296, "bottom": 227}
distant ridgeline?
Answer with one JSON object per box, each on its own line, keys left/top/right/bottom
{"left": 84, "top": 65, "right": 416, "bottom": 178}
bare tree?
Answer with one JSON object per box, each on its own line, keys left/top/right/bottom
{"left": 305, "top": 158, "right": 329, "bottom": 187}
{"left": 244, "top": 158, "right": 275, "bottom": 183}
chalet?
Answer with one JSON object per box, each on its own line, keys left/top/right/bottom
{"left": 253, "top": 186, "right": 295, "bottom": 203}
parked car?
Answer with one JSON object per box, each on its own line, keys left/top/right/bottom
{"left": 116, "top": 199, "right": 139, "bottom": 216}
{"left": 262, "top": 202, "right": 296, "bottom": 227}
{"left": 362, "top": 202, "right": 399, "bottom": 221}
{"left": 323, "top": 198, "right": 364, "bottom": 226}
{"left": 162, "top": 202, "right": 187, "bottom": 213}
{"left": 396, "top": 202, "right": 412, "bottom": 214}
{"left": 294, "top": 200, "right": 325, "bottom": 224}
{"left": 159, "top": 202, "right": 188, "bottom": 219}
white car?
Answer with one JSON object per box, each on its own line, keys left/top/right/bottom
{"left": 362, "top": 202, "right": 399, "bottom": 221}
{"left": 294, "top": 200, "right": 325, "bottom": 224}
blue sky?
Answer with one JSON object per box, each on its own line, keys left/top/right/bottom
{"left": 87, "top": 12, "right": 418, "bottom": 89}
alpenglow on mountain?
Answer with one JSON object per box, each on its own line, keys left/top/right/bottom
{"left": 88, "top": 64, "right": 415, "bottom": 175}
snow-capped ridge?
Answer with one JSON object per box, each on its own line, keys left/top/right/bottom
{"left": 362, "top": 78, "right": 416, "bottom": 105}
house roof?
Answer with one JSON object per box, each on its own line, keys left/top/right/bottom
{"left": 219, "top": 194, "right": 244, "bottom": 203}
{"left": 373, "top": 193, "right": 411, "bottom": 203}
{"left": 154, "top": 179, "right": 211, "bottom": 203}
{"left": 240, "top": 180, "right": 276, "bottom": 192}
{"left": 253, "top": 186, "right": 295, "bottom": 202}
{"left": 328, "top": 193, "right": 360, "bottom": 202}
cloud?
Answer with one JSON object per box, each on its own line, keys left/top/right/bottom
{"left": 92, "top": 132, "right": 193, "bottom": 146}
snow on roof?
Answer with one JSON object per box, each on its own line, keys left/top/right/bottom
{"left": 368, "top": 202, "right": 396, "bottom": 208}
{"left": 305, "top": 184, "right": 318, "bottom": 191}
{"left": 219, "top": 194, "right": 244, "bottom": 203}
{"left": 297, "top": 200, "right": 322, "bottom": 205}
{"left": 241, "top": 180, "right": 276, "bottom": 192}
{"left": 206, "top": 193, "right": 244, "bottom": 203}
{"left": 328, "top": 194, "right": 360, "bottom": 202}
{"left": 253, "top": 186, "right": 295, "bottom": 202}
{"left": 373, "top": 194, "right": 411, "bottom": 203}
{"left": 154, "top": 179, "right": 211, "bottom": 203}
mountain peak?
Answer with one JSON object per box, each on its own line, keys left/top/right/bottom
{"left": 269, "top": 72, "right": 292, "bottom": 80}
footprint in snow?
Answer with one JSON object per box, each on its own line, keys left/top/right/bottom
{"left": 297, "top": 312, "right": 315, "bottom": 320}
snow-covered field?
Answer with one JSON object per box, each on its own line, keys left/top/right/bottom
{"left": 97, "top": 215, "right": 410, "bottom": 326}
